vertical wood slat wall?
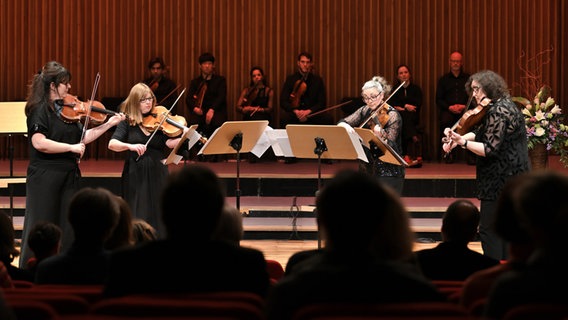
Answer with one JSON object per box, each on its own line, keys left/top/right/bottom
{"left": 0, "top": 0, "right": 564, "bottom": 160}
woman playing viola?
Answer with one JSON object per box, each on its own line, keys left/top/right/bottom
{"left": 442, "top": 70, "right": 530, "bottom": 260}
{"left": 236, "top": 66, "right": 274, "bottom": 123}
{"left": 21, "top": 61, "right": 125, "bottom": 266}
{"left": 108, "top": 83, "right": 188, "bottom": 237}
{"left": 336, "top": 76, "right": 405, "bottom": 194}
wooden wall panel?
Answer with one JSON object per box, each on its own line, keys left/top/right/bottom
{"left": 0, "top": 0, "right": 565, "bottom": 160}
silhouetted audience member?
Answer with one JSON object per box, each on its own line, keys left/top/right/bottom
{"left": 104, "top": 196, "right": 134, "bottom": 250}
{"left": 484, "top": 171, "right": 568, "bottom": 319}
{"left": 35, "top": 187, "right": 120, "bottom": 284}
{"left": 0, "top": 210, "right": 33, "bottom": 282}
{"left": 284, "top": 248, "right": 322, "bottom": 276}
{"left": 212, "top": 204, "right": 244, "bottom": 246}
{"left": 26, "top": 221, "right": 62, "bottom": 277}
{"left": 131, "top": 218, "right": 157, "bottom": 244}
{"left": 266, "top": 170, "right": 445, "bottom": 320}
{"left": 460, "top": 175, "right": 535, "bottom": 309}
{"left": 0, "top": 261, "right": 14, "bottom": 288}
{"left": 103, "top": 165, "right": 270, "bottom": 297}
{"left": 414, "top": 199, "right": 500, "bottom": 281}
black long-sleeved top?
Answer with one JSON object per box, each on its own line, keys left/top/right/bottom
{"left": 280, "top": 71, "right": 326, "bottom": 113}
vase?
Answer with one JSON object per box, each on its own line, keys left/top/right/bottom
{"left": 528, "top": 143, "right": 549, "bottom": 170}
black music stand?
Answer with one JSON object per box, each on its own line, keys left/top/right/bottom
{"left": 198, "top": 121, "right": 268, "bottom": 211}
{"left": 286, "top": 124, "right": 367, "bottom": 245}
{"left": 163, "top": 125, "right": 200, "bottom": 165}
{"left": 354, "top": 128, "right": 408, "bottom": 167}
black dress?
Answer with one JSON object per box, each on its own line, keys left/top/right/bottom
{"left": 111, "top": 121, "right": 170, "bottom": 237}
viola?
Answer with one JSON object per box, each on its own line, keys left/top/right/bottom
{"left": 190, "top": 81, "right": 207, "bottom": 113}
{"left": 289, "top": 74, "right": 308, "bottom": 109}
{"left": 58, "top": 95, "right": 121, "bottom": 126}
{"left": 142, "top": 105, "right": 188, "bottom": 137}
{"left": 241, "top": 82, "right": 261, "bottom": 107}
{"left": 454, "top": 97, "right": 491, "bottom": 135}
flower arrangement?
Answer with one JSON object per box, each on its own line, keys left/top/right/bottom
{"left": 513, "top": 86, "right": 568, "bottom": 167}
{"left": 512, "top": 47, "right": 568, "bottom": 167}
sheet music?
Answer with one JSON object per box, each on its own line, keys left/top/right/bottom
{"left": 250, "top": 126, "right": 273, "bottom": 158}
{"left": 265, "top": 129, "right": 294, "bottom": 157}
{"left": 347, "top": 130, "right": 369, "bottom": 163}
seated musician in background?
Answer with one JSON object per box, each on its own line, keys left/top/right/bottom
{"left": 185, "top": 52, "right": 227, "bottom": 139}
{"left": 236, "top": 66, "right": 274, "bottom": 123}
{"left": 337, "top": 76, "right": 405, "bottom": 195}
{"left": 143, "top": 57, "right": 178, "bottom": 109}
{"left": 279, "top": 52, "right": 332, "bottom": 128}
{"left": 236, "top": 66, "right": 275, "bottom": 162}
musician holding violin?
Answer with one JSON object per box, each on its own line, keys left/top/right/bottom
{"left": 108, "top": 83, "right": 189, "bottom": 237}
{"left": 442, "top": 70, "right": 530, "bottom": 260}
{"left": 236, "top": 66, "right": 273, "bottom": 122}
{"left": 337, "top": 76, "right": 405, "bottom": 194}
{"left": 279, "top": 52, "right": 332, "bottom": 128}
{"left": 21, "top": 61, "right": 126, "bottom": 266}
{"left": 185, "top": 52, "right": 227, "bottom": 141}
{"left": 143, "top": 57, "right": 178, "bottom": 109}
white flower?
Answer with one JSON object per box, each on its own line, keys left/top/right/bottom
{"left": 534, "top": 127, "right": 546, "bottom": 137}
{"left": 534, "top": 110, "right": 546, "bottom": 121}
{"left": 551, "top": 104, "right": 562, "bottom": 115}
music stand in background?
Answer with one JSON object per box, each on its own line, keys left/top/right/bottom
{"left": 354, "top": 128, "right": 408, "bottom": 167}
{"left": 0, "top": 102, "right": 28, "bottom": 222}
{"left": 286, "top": 124, "right": 367, "bottom": 245}
{"left": 0, "top": 102, "right": 27, "bottom": 177}
{"left": 199, "top": 121, "right": 268, "bottom": 211}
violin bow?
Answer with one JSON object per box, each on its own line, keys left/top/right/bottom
{"left": 136, "top": 88, "right": 186, "bottom": 162}
{"left": 358, "top": 80, "right": 406, "bottom": 128}
{"left": 157, "top": 84, "right": 183, "bottom": 106}
{"left": 77, "top": 72, "right": 101, "bottom": 163}
{"left": 307, "top": 100, "right": 354, "bottom": 118}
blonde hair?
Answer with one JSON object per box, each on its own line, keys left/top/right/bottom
{"left": 121, "top": 83, "right": 156, "bottom": 126}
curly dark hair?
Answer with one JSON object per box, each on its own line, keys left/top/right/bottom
{"left": 465, "top": 70, "right": 510, "bottom": 100}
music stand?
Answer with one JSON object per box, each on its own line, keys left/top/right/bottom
{"left": 198, "top": 121, "right": 268, "bottom": 210}
{"left": 0, "top": 102, "right": 27, "bottom": 177}
{"left": 163, "top": 124, "right": 200, "bottom": 165}
{"left": 0, "top": 102, "right": 27, "bottom": 222}
{"left": 286, "top": 124, "right": 367, "bottom": 244}
{"left": 354, "top": 128, "right": 408, "bottom": 166}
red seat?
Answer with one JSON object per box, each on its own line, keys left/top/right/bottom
{"left": 292, "top": 302, "right": 473, "bottom": 320}
{"left": 4, "top": 292, "right": 90, "bottom": 315}
{"left": 89, "top": 293, "right": 265, "bottom": 320}
{"left": 265, "top": 259, "right": 285, "bottom": 282}
{"left": 503, "top": 303, "right": 568, "bottom": 320}
{"left": 6, "top": 299, "right": 59, "bottom": 320}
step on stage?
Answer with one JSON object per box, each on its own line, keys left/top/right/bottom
{"left": 2, "top": 157, "right": 567, "bottom": 241}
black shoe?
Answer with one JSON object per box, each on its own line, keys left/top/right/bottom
{"left": 444, "top": 153, "right": 455, "bottom": 164}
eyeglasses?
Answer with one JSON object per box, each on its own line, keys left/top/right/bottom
{"left": 472, "top": 86, "right": 481, "bottom": 93}
{"left": 140, "top": 97, "right": 154, "bottom": 103}
{"left": 362, "top": 94, "right": 381, "bottom": 102}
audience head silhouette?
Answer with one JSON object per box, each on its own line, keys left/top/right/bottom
{"left": 27, "top": 221, "right": 62, "bottom": 269}
{"left": 161, "top": 165, "right": 225, "bottom": 240}
{"left": 0, "top": 211, "right": 19, "bottom": 265}
{"left": 132, "top": 218, "right": 158, "bottom": 244}
{"left": 316, "top": 169, "right": 413, "bottom": 260}
{"left": 212, "top": 204, "right": 244, "bottom": 245}
{"left": 441, "top": 199, "right": 480, "bottom": 244}
{"left": 104, "top": 196, "right": 134, "bottom": 250}
{"left": 515, "top": 170, "right": 568, "bottom": 250}
{"left": 68, "top": 187, "right": 120, "bottom": 245}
